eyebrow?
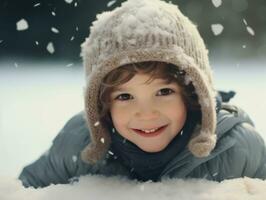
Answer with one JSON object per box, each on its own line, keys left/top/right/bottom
{"left": 112, "top": 80, "right": 173, "bottom": 92}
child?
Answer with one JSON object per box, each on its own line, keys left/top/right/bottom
{"left": 19, "top": 0, "right": 266, "bottom": 188}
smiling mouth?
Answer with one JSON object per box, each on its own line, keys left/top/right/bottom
{"left": 131, "top": 125, "right": 168, "bottom": 137}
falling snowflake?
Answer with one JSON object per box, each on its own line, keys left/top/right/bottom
{"left": 51, "top": 11, "right": 56, "bottom": 16}
{"left": 72, "top": 155, "right": 78, "bottom": 162}
{"left": 242, "top": 45, "right": 246, "bottom": 48}
{"left": 242, "top": 18, "right": 255, "bottom": 36}
{"left": 108, "top": 150, "right": 114, "bottom": 155}
{"left": 16, "top": 19, "right": 29, "bottom": 31}
{"left": 211, "top": 24, "right": 224, "bottom": 36}
{"left": 0, "top": 40, "right": 3, "bottom": 43}
{"left": 94, "top": 121, "right": 100, "bottom": 126}
{"left": 14, "top": 62, "right": 18, "bottom": 68}
{"left": 212, "top": 172, "right": 218, "bottom": 177}
{"left": 107, "top": 0, "right": 117, "bottom": 7}
{"left": 35, "top": 41, "right": 39, "bottom": 45}
{"left": 243, "top": 18, "right": 248, "bottom": 26}
{"left": 66, "top": 63, "right": 73, "bottom": 67}
{"left": 74, "top": 2, "right": 78, "bottom": 7}
{"left": 33, "top": 3, "right": 41, "bottom": 7}
{"left": 246, "top": 26, "right": 255, "bottom": 36}
{"left": 112, "top": 128, "right": 115, "bottom": 133}
{"left": 65, "top": 0, "right": 73, "bottom": 4}
{"left": 100, "top": 137, "right": 105, "bottom": 143}
{"left": 211, "top": 0, "right": 222, "bottom": 8}
{"left": 47, "top": 42, "right": 55, "bottom": 54}
{"left": 51, "top": 27, "right": 59, "bottom": 33}
{"left": 70, "top": 36, "right": 75, "bottom": 41}
{"left": 76, "top": 26, "right": 79, "bottom": 31}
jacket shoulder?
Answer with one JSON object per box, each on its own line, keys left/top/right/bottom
{"left": 226, "top": 121, "right": 266, "bottom": 178}
{"left": 189, "top": 120, "right": 266, "bottom": 181}
{"left": 216, "top": 103, "right": 255, "bottom": 137}
{"left": 52, "top": 111, "right": 90, "bottom": 151}
{"left": 19, "top": 111, "right": 93, "bottom": 188}
{"left": 187, "top": 104, "right": 266, "bottom": 181}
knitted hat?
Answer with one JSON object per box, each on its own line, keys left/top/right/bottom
{"left": 81, "top": 0, "right": 217, "bottom": 164}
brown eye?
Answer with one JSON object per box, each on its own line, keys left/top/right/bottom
{"left": 115, "top": 93, "right": 132, "bottom": 101}
{"left": 157, "top": 88, "right": 174, "bottom": 96}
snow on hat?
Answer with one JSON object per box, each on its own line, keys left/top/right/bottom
{"left": 81, "top": 0, "right": 217, "bottom": 164}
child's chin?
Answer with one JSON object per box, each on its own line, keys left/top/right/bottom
{"left": 138, "top": 143, "right": 168, "bottom": 153}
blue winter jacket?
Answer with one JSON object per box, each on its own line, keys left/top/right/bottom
{"left": 18, "top": 102, "right": 266, "bottom": 188}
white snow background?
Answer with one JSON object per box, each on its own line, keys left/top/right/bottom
{"left": 0, "top": 59, "right": 266, "bottom": 199}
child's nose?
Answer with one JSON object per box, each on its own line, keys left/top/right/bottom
{"left": 135, "top": 104, "right": 160, "bottom": 120}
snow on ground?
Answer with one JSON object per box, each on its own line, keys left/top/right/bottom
{"left": 0, "top": 60, "right": 266, "bottom": 199}
{"left": 1, "top": 175, "right": 266, "bottom": 200}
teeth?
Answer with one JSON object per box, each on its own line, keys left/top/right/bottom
{"left": 141, "top": 127, "right": 160, "bottom": 133}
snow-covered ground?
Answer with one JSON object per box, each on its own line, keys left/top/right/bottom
{"left": 0, "top": 60, "right": 265, "bottom": 199}
{"left": 1, "top": 175, "right": 266, "bottom": 200}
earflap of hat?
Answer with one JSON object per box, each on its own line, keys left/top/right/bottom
{"left": 81, "top": 72, "right": 112, "bottom": 164}
{"left": 183, "top": 66, "right": 217, "bottom": 157}
{"left": 169, "top": 51, "right": 217, "bottom": 157}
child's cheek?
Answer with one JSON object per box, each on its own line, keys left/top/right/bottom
{"left": 110, "top": 102, "right": 133, "bottom": 119}
{"left": 110, "top": 103, "right": 134, "bottom": 132}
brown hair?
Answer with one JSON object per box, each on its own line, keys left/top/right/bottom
{"left": 98, "top": 61, "right": 201, "bottom": 127}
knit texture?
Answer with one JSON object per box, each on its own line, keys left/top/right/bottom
{"left": 81, "top": 0, "right": 217, "bottom": 164}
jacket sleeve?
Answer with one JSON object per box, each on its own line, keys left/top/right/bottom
{"left": 188, "top": 122, "right": 266, "bottom": 181}
{"left": 18, "top": 112, "right": 93, "bottom": 188}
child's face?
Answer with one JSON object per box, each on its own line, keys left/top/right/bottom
{"left": 110, "top": 73, "right": 187, "bottom": 153}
